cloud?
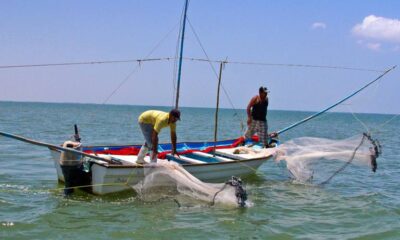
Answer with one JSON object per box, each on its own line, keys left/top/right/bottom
{"left": 311, "top": 22, "right": 327, "bottom": 30}
{"left": 366, "top": 42, "right": 381, "bottom": 51}
{"left": 356, "top": 39, "right": 382, "bottom": 51}
{"left": 352, "top": 15, "right": 400, "bottom": 43}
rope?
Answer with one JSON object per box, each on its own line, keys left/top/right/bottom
{"left": 319, "top": 132, "right": 381, "bottom": 185}
{"left": 182, "top": 57, "right": 385, "bottom": 73}
{"left": 347, "top": 106, "right": 371, "bottom": 133}
{"left": 375, "top": 114, "right": 400, "bottom": 132}
{"left": 102, "top": 22, "right": 180, "bottom": 104}
{"left": 343, "top": 85, "right": 400, "bottom": 136}
{"left": 0, "top": 58, "right": 171, "bottom": 69}
{"left": 210, "top": 184, "right": 228, "bottom": 206}
{"left": 187, "top": 18, "right": 244, "bottom": 125}
{"left": 0, "top": 57, "right": 385, "bottom": 73}
{"left": 319, "top": 134, "right": 366, "bottom": 185}
{"left": 276, "top": 65, "right": 396, "bottom": 135}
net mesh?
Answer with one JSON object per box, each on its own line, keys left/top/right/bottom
{"left": 132, "top": 133, "right": 380, "bottom": 204}
{"left": 132, "top": 161, "right": 250, "bottom": 207}
{"left": 274, "top": 133, "right": 380, "bottom": 184}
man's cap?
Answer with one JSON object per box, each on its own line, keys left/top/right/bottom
{"left": 259, "top": 86, "right": 269, "bottom": 93}
{"left": 170, "top": 109, "right": 181, "bottom": 120}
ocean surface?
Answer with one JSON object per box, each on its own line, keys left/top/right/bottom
{"left": 1, "top": 101, "right": 399, "bottom": 239}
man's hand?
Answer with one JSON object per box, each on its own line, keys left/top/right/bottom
{"left": 151, "top": 151, "right": 158, "bottom": 162}
{"left": 172, "top": 150, "right": 181, "bottom": 159}
{"left": 269, "top": 132, "right": 278, "bottom": 138}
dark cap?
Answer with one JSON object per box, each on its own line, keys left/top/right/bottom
{"left": 169, "top": 109, "right": 181, "bottom": 120}
{"left": 259, "top": 86, "right": 269, "bottom": 93}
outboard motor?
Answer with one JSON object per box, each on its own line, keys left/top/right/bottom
{"left": 59, "top": 125, "right": 90, "bottom": 195}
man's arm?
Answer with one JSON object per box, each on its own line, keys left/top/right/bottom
{"left": 246, "top": 96, "right": 257, "bottom": 126}
{"left": 151, "top": 130, "right": 159, "bottom": 160}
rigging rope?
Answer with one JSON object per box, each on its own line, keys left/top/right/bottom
{"left": 187, "top": 18, "right": 244, "bottom": 125}
{"left": 0, "top": 58, "right": 172, "bottom": 69}
{"left": 375, "top": 114, "right": 400, "bottom": 132}
{"left": 347, "top": 106, "right": 371, "bottom": 133}
{"left": 0, "top": 57, "right": 385, "bottom": 73}
{"left": 276, "top": 65, "right": 396, "bottom": 135}
{"left": 102, "top": 22, "right": 180, "bottom": 104}
{"left": 182, "top": 58, "right": 386, "bottom": 73}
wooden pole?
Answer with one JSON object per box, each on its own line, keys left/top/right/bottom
{"left": 213, "top": 61, "right": 224, "bottom": 156}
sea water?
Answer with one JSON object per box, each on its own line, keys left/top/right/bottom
{"left": 1, "top": 101, "right": 399, "bottom": 239}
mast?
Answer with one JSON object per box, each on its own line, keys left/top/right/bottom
{"left": 175, "top": 0, "right": 189, "bottom": 109}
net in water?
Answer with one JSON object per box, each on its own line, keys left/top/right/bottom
{"left": 132, "top": 161, "right": 249, "bottom": 207}
{"left": 274, "top": 133, "right": 380, "bottom": 184}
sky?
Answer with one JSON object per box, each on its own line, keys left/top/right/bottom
{"left": 0, "top": 0, "right": 399, "bottom": 114}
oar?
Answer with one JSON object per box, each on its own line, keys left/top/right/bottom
{"left": 277, "top": 65, "right": 397, "bottom": 135}
{"left": 0, "top": 131, "right": 122, "bottom": 165}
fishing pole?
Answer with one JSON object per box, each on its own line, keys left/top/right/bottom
{"left": 0, "top": 131, "right": 123, "bottom": 165}
{"left": 276, "top": 65, "right": 397, "bottom": 135}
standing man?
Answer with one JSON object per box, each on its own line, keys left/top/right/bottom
{"left": 245, "top": 86, "right": 270, "bottom": 147}
{"left": 137, "top": 109, "right": 181, "bottom": 164}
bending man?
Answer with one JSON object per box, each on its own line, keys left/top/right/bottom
{"left": 137, "top": 109, "right": 181, "bottom": 164}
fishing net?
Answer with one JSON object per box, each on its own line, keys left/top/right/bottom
{"left": 132, "top": 161, "right": 249, "bottom": 207}
{"left": 274, "top": 133, "right": 381, "bottom": 184}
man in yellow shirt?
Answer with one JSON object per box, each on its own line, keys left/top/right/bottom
{"left": 137, "top": 109, "right": 181, "bottom": 163}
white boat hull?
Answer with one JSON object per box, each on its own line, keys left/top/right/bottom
{"left": 50, "top": 148, "right": 271, "bottom": 195}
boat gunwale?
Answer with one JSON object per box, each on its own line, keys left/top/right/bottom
{"left": 48, "top": 147, "right": 271, "bottom": 169}
{"left": 81, "top": 137, "right": 245, "bottom": 149}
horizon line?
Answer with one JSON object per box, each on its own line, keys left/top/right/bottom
{"left": 0, "top": 100, "right": 397, "bottom": 116}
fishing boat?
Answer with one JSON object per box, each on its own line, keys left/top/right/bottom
{"left": 44, "top": 0, "right": 276, "bottom": 195}
{"left": 49, "top": 136, "right": 276, "bottom": 195}
{"left": 0, "top": 0, "right": 394, "bottom": 196}
{"left": 1, "top": 0, "right": 279, "bottom": 196}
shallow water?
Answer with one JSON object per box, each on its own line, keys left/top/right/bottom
{"left": 1, "top": 101, "right": 399, "bottom": 239}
